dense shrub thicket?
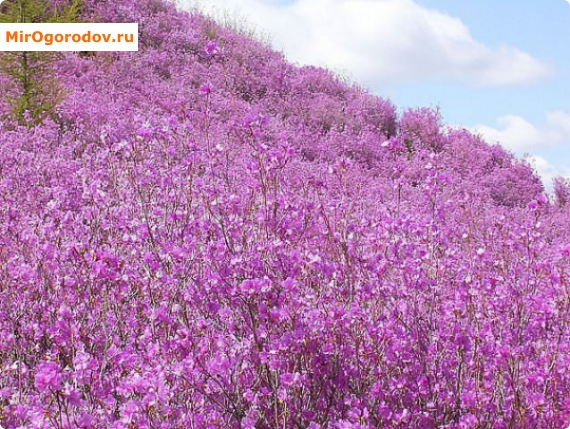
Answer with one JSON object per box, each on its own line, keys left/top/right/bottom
{"left": 1, "top": 0, "right": 570, "bottom": 428}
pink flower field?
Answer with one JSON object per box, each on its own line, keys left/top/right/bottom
{"left": 1, "top": 0, "right": 570, "bottom": 428}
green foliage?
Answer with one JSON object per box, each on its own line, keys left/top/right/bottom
{"left": 0, "top": 0, "right": 83, "bottom": 126}
{"left": 1, "top": 51, "right": 65, "bottom": 125}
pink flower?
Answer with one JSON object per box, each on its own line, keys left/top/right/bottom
{"left": 199, "top": 82, "right": 215, "bottom": 96}
{"left": 204, "top": 40, "right": 222, "bottom": 57}
{"left": 34, "top": 361, "right": 62, "bottom": 392}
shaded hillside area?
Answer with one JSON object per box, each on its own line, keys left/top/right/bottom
{"left": 1, "top": 0, "right": 570, "bottom": 428}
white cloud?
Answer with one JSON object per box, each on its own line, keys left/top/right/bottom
{"left": 468, "top": 111, "right": 570, "bottom": 191}
{"left": 525, "top": 155, "right": 570, "bottom": 192}
{"left": 184, "top": 0, "right": 550, "bottom": 87}
{"left": 470, "top": 111, "right": 570, "bottom": 151}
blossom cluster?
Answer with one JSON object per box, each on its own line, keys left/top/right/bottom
{"left": 1, "top": 0, "right": 570, "bottom": 428}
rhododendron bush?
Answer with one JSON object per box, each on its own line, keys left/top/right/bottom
{"left": 1, "top": 0, "right": 570, "bottom": 428}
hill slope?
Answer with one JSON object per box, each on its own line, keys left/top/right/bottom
{"left": 1, "top": 0, "right": 570, "bottom": 428}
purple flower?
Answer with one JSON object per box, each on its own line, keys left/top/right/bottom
{"left": 204, "top": 40, "right": 222, "bottom": 57}
{"left": 34, "top": 361, "right": 62, "bottom": 392}
{"left": 199, "top": 82, "right": 215, "bottom": 96}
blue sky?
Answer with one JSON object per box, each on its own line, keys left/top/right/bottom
{"left": 181, "top": 0, "right": 570, "bottom": 190}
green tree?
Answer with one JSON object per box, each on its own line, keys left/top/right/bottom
{"left": 0, "top": 0, "right": 82, "bottom": 126}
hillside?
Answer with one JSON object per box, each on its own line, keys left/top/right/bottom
{"left": 1, "top": 0, "right": 570, "bottom": 428}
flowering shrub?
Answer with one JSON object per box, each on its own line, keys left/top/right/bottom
{"left": 0, "top": 0, "right": 569, "bottom": 428}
